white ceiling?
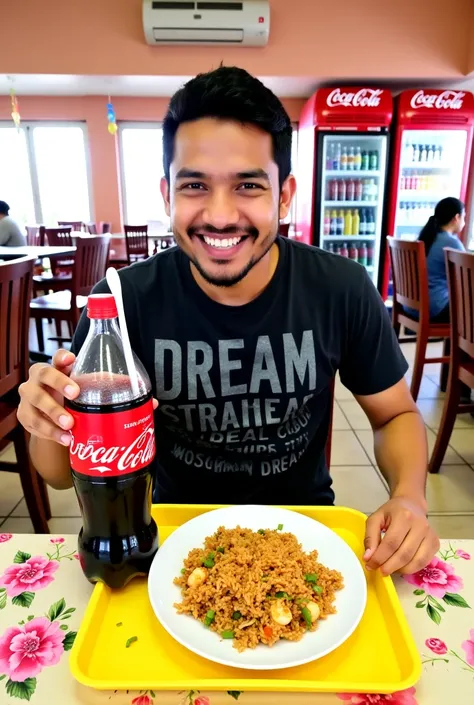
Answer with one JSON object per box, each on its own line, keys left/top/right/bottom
{"left": 0, "top": 74, "right": 318, "bottom": 98}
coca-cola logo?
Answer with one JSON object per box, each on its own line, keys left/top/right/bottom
{"left": 70, "top": 423, "right": 155, "bottom": 473}
{"left": 410, "top": 90, "right": 465, "bottom": 110}
{"left": 327, "top": 88, "right": 383, "bottom": 108}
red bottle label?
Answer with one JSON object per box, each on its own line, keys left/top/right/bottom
{"left": 68, "top": 398, "right": 156, "bottom": 477}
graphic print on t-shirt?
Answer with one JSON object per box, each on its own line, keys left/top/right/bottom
{"left": 155, "top": 330, "right": 317, "bottom": 480}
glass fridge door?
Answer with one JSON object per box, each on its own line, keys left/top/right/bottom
{"left": 319, "top": 132, "right": 388, "bottom": 286}
{"left": 394, "top": 129, "right": 467, "bottom": 241}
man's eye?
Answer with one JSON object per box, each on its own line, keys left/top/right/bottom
{"left": 238, "top": 183, "right": 263, "bottom": 191}
{"left": 181, "top": 183, "right": 205, "bottom": 190}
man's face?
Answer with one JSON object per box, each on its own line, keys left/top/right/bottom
{"left": 161, "top": 118, "right": 295, "bottom": 287}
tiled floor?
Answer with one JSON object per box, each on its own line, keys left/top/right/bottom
{"left": 1, "top": 341, "right": 473, "bottom": 538}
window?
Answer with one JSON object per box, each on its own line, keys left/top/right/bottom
{"left": 119, "top": 124, "right": 169, "bottom": 231}
{"left": 0, "top": 122, "right": 92, "bottom": 228}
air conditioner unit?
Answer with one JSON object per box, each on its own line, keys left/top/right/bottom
{"left": 143, "top": 0, "right": 270, "bottom": 46}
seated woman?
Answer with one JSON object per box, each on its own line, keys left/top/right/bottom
{"left": 418, "top": 197, "right": 465, "bottom": 322}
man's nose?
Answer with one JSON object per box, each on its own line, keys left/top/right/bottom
{"left": 202, "top": 190, "right": 239, "bottom": 229}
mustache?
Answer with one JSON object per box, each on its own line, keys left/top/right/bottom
{"left": 187, "top": 224, "right": 259, "bottom": 238}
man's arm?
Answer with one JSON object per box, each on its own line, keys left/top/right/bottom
{"left": 354, "top": 378, "right": 439, "bottom": 576}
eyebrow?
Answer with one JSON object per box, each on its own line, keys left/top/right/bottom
{"left": 175, "top": 168, "right": 271, "bottom": 182}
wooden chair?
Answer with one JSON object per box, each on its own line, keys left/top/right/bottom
{"left": 30, "top": 236, "right": 110, "bottom": 351}
{"left": 85, "top": 222, "right": 98, "bottom": 234}
{"left": 25, "top": 225, "right": 45, "bottom": 246}
{"left": 124, "top": 225, "right": 148, "bottom": 264}
{"left": 100, "top": 221, "right": 112, "bottom": 234}
{"left": 57, "top": 221, "right": 83, "bottom": 231}
{"left": 0, "top": 257, "right": 50, "bottom": 533}
{"left": 33, "top": 226, "right": 74, "bottom": 297}
{"left": 429, "top": 249, "right": 474, "bottom": 473}
{"left": 45, "top": 226, "right": 73, "bottom": 248}
{"left": 388, "top": 237, "right": 451, "bottom": 401}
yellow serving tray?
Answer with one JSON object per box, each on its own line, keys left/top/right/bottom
{"left": 70, "top": 504, "right": 421, "bottom": 694}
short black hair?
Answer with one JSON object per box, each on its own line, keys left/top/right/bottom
{"left": 0, "top": 201, "right": 10, "bottom": 216}
{"left": 163, "top": 66, "right": 292, "bottom": 189}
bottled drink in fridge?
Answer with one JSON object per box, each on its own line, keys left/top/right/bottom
{"left": 427, "top": 145, "right": 435, "bottom": 162}
{"left": 420, "top": 144, "right": 428, "bottom": 162}
{"left": 344, "top": 209, "right": 353, "bottom": 236}
{"left": 367, "top": 243, "right": 374, "bottom": 267}
{"left": 354, "top": 146, "right": 362, "bottom": 171}
{"left": 338, "top": 179, "right": 347, "bottom": 201}
{"left": 327, "top": 144, "right": 335, "bottom": 170}
{"left": 340, "top": 242, "right": 349, "bottom": 258}
{"left": 337, "top": 210, "right": 344, "bottom": 235}
{"left": 323, "top": 210, "right": 331, "bottom": 236}
{"left": 330, "top": 179, "right": 339, "bottom": 201}
{"left": 330, "top": 210, "right": 338, "bottom": 235}
{"left": 355, "top": 179, "right": 363, "bottom": 201}
{"left": 369, "top": 150, "right": 379, "bottom": 170}
{"left": 351, "top": 209, "right": 360, "bottom": 236}
{"left": 341, "top": 146, "right": 348, "bottom": 170}
{"left": 359, "top": 209, "right": 367, "bottom": 235}
{"left": 400, "top": 173, "right": 406, "bottom": 191}
{"left": 436, "top": 144, "right": 443, "bottom": 163}
{"left": 358, "top": 242, "right": 368, "bottom": 266}
{"left": 327, "top": 243, "right": 334, "bottom": 254}
{"left": 347, "top": 179, "right": 355, "bottom": 202}
{"left": 412, "top": 144, "right": 419, "bottom": 162}
{"left": 66, "top": 294, "right": 159, "bottom": 588}
{"left": 347, "top": 147, "right": 355, "bottom": 171}
{"left": 349, "top": 243, "right": 358, "bottom": 261}
{"left": 361, "top": 150, "right": 369, "bottom": 171}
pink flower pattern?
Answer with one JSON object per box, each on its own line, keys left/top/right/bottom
{"left": 425, "top": 638, "right": 448, "bottom": 655}
{"left": 0, "top": 534, "right": 12, "bottom": 543}
{"left": 403, "top": 557, "right": 463, "bottom": 597}
{"left": 0, "top": 617, "right": 64, "bottom": 681}
{"left": 131, "top": 696, "right": 153, "bottom": 705}
{"left": 455, "top": 549, "right": 471, "bottom": 560}
{"left": 49, "top": 538, "right": 65, "bottom": 544}
{"left": 194, "top": 698, "right": 210, "bottom": 705}
{"left": 0, "top": 556, "right": 59, "bottom": 597}
{"left": 338, "top": 688, "right": 417, "bottom": 704}
{"left": 461, "top": 629, "right": 474, "bottom": 667}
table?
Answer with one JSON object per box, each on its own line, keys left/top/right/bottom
{"left": 0, "top": 535, "right": 472, "bottom": 704}
{"left": 0, "top": 246, "right": 76, "bottom": 261}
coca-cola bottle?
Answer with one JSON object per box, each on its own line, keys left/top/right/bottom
{"left": 66, "top": 294, "right": 158, "bottom": 588}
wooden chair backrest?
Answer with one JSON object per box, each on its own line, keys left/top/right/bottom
{"left": 72, "top": 236, "right": 111, "bottom": 298}
{"left": 44, "top": 227, "right": 73, "bottom": 247}
{"left": 25, "top": 226, "right": 45, "bottom": 246}
{"left": 58, "top": 221, "right": 83, "bottom": 231}
{"left": 445, "top": 248, "right": 474, "bottom": 360}
{"left": 388, "top": 237, "right": 430, "bottom": 320}
{"left": 0, "top": 258, "right": 34, "bottom": 396}
{"left": 124, "top": 225, "right": 148, "bottom": 260}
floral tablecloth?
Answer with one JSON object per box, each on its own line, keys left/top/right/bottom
{"left": 0, "top": 533, "right": 473, "bottom": 705}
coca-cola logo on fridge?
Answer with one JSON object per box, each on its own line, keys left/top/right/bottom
{"left": 326, "top": 88, "right": 383, "bottom": 108}
{"left": 410, "top": 90, "right": 465, "bottom": 110}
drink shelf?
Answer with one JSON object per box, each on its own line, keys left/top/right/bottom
{"left": 401, "top": 164, "right": 452, "bottom": 171}
{"left": 398, "top": 191, "right": 446, "bottom": 201}
{"left": 324, "top": 201, "right": 378, "bottom": 207}
{"left": 324, "top": 170, "right": 381, "bottom": 178}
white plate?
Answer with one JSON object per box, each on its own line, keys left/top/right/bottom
{"left": 148, "top": 505, "right": 367, "bottom": 671}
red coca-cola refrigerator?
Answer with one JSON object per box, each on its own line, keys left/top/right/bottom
{"left": 296, "top": 87, "right": 393, "bottom": 289}
{"left": 381, "top": 88, "right": 474, "bottom": 301}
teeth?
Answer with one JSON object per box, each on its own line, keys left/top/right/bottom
{"left": 203, "top": 236, "right": 242, "bottom": 249}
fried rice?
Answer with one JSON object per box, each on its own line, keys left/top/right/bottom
{"left": 173, "top": 525, "right": 344, "bottom": 651}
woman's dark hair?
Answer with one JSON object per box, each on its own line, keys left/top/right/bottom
{"left": 418, "top": 197, "right": 464, "bottom": 255}
{"left": 162, "top": 66, "right": 292, "bottom": 189}
{"left": 0, "top": 201, "right": 10, "bottom": 216}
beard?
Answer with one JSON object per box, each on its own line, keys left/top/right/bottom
{"left": 172, "top": 222, "right": 279, "bottom": 288}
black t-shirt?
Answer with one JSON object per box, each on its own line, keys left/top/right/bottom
{"left": 71, "top": 237, "right": 407, "bottom": 505}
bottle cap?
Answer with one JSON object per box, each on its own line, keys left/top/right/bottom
{"left": 87, "top": 294, "right": 118, "bottom": 319}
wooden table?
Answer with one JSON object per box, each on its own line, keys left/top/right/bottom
{"left": 0, "top": 534, "right": 472, "bottom": 704}
{"left": 0, "top": 245, "right": 76, "bottom": 261}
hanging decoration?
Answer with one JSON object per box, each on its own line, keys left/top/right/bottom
{"left": 107, "top": 95, "right": 117, "bottom": 135}
{"left": 10, "top": 88, "right": 21, "bottom": 129}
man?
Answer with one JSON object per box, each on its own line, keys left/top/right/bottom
{"left": 17, "top": 67, "right": 439, "bottom": 576}
{"left": 0, "top": 201, "right": 26, "bottom": 246}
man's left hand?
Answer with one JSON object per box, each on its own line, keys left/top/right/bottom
{"left": 363, "top": 497, "right": 440, "bottom": 576}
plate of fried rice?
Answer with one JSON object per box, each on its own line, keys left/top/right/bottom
{"left": 148, "top": 505, "right": 367, "bottom": 670}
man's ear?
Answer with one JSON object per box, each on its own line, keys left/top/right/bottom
{"left": 279, "top": 175, "right": 297, "bottom": 221}
{"left": 160, "top": 177, "right": 171, "bottom": 217}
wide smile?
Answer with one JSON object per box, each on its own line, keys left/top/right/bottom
{"left": 194, "top": 233, "right": 250, "bottom": 259}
